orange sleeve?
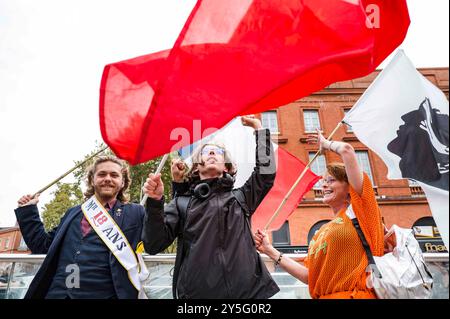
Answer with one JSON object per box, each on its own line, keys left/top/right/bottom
{"left": 349, "top": 173, "right": 384, "bottom": 256}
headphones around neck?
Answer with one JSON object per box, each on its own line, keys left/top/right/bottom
{"left": 193, "top": 183, "right": 211, "bottom": 199}
{"left": 193, "top": 173, "right": 235, "bottom": 199}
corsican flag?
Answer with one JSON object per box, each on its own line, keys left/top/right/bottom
{"left": 343, "top": 50, "right": 449, "bottom": 249}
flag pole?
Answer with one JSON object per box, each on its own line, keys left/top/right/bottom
{"left": 263, "top": 121, "right": 344, "bottom": 231}
{"left": 33, "top": 146, "right": 109, "bottom": 197}
{"left": 140, "top": 153, "right": 170, "bottom": 206}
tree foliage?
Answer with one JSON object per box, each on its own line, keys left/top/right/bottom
{"left": 41, "top": 182, "right": 83, "bottom": 231}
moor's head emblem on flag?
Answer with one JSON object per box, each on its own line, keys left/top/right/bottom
{"left": 387, "top": 98, "right": 449, "bottom": 191}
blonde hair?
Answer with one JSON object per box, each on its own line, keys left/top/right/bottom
{"left": 84, "top": 156, "right": 131, "bottom": 202}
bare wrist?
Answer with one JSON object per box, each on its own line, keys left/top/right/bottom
{"left": 267, "top": 247, "right": 280, "bottom": 260}
{"left": 148, "top": 194, "right": 163, "bottom": 201}
{"left": 329, "top": 141, "right": 343, "bottom": 153}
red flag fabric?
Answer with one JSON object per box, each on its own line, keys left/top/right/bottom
{"left": 100, "top": 0, "right": 410, "bottom": 164}
{"left": 252, "top": 147, "right": 320, "bottom": 232}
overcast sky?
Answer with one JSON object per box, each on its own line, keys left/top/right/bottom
{"left": 0, "top": 0, "right": 449, "bottom": 227}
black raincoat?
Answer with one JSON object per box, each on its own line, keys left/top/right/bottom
{"left": 142, "top": 129, "right": 280, "bottom": 299}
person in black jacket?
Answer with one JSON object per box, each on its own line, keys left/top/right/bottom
{"left": 15, "top": 156, "right": 145, "bottom": 299}
{"left": 142, "top": 115, "right": 280, "bottom": 299}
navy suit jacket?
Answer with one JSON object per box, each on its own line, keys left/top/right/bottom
{"left": 14, "top": 200, "right": 145, "bottom": 299}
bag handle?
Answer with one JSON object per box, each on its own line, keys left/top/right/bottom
{"left": 351, "top": 218, "right": 382, "bottom": 279}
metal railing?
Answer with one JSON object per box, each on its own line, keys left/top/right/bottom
{"left": 0, "top": 253, "right": 448, "bottom": 299}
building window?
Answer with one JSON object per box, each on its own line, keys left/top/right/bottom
{"left": 355, "top": 151, "right": 375, "bottom": 185}
{"left": 4, "top": 238, "right": 10, "bottom": 250}
{"left": 272, "top": 221, "right": 291, "bottom": 246}
{"left": 412, "top": 217, "right": 440, "bottom": 238}
{"left": 309, "top": 152, "right": 326, "bottom": 189}
{"left": 412, "top": 217, "right": 447, "bottom": 253}
{"left": 261, "top": 111, "right": 279, "bottom": 134}
{"left": 344, "top": 109, "right": 353, "bottom": 132}
{"left": 307, "top": 220, "right": 331, "bottom": 244}
{"left": 303, "top": 110, "right": 321, "bottom": 132}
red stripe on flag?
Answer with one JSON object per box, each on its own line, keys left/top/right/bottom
{"left": 100, "top": 0, "right": 410, "bottom": 164}
{"left": 252, "top": 147, "right": 320, "bottom": 232}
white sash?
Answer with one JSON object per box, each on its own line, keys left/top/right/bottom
{"left": 81, "top": 195, "right": 149, "bottom": 299}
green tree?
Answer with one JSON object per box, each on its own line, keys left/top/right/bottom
{"left": 41, "top": 182, "right": 83, "bottom": 231}
{"left": 126, "top": 153, "right": 177, "bottom": 254}
{"left": 127, "top": 155, "right": 174, "bottom": 204}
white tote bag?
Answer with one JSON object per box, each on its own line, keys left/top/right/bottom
{"left": 353, "top": 221, "right": 434, "bottom": 299}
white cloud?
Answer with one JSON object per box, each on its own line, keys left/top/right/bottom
{"left": 0, "top": 0, "right": 196, "bottom": 226}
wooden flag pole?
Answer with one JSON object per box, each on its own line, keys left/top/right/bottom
{"left": 263, "top": 122, "right": 343, "bottom": 231}
{"left": 140, "top": 153, "right": 170, "bottom": 206}
{"left": 33, "top": 146, "right": 108, "bottom": 197}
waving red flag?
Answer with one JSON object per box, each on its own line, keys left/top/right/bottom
{"left": 100, "top": 0, "right": 410, "bottom": 164}
{"left": 252, "top": 147, "right": 320, "bottom": 232}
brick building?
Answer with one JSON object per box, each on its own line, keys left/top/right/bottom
{"left": 0, "top": 226, "right": 30, "bottom": 254}
{"left": 258, "top": 67, "right": 448, "bottom": 252}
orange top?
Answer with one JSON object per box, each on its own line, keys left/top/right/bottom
{"left": 304, "top": 173, "right": 384, "bottom": 299}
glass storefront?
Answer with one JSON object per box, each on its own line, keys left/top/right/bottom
{"left": 0, "top": 253, "right": 448, "bottom": 299}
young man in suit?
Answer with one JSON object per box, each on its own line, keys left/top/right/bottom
{"left": 15, "top": 156, "right": 146, "bottom": 299}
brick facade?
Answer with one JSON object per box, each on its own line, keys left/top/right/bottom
{"left": 260, "top": 67, "right": 449, "bottom": 246}
{"left": 0, "top": 227, "right": 30, "bottom": 254}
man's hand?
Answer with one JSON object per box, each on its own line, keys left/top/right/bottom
{"left": 241, "top": 115, "right": 262, "bottom": 130}
{"left": 171, "top": 158, "right": 186, "bottom": 183}
{"left": 17, "top": 194, "right": 40, "bottom": 207}
{"left": 143, "top": 173, "right": 164, "bottom": 200}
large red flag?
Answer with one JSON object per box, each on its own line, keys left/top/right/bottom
{"left": 100, "top": 0, "right": 410, "bottom": 164}
{"left": 252, "top": 147, "right": 320, "bottom": 232}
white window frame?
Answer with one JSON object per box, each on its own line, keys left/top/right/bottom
{"left": 261, "top": 111, "right": 280, "bottom": 134}
{"left": 355, "top": 150, "right": 375, "bottom": 185}
{"left": 309, "top": 152, "right": 327, "bottom": 189}
{"left": 303, "top": 110, "right": 321, "bottom": 133}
